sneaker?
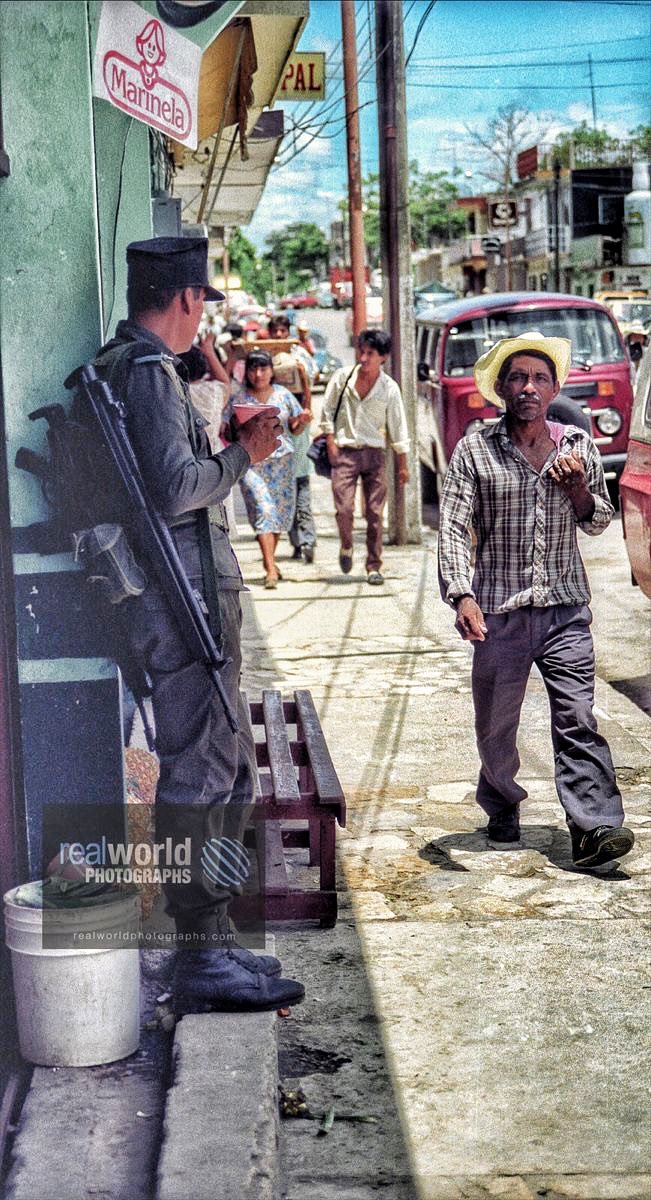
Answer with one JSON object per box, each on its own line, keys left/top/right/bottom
{"left": 339, "top": 548, "right": 353, "bottom": 574}
{"left": 487, "top": 805, "right": 521, "bottom": 843}
{"left": 572, "top": 825, "right": 635, "bottom": 869}
{"left": 302, "top": 545, "right": 315, "bottom": 564}
{"left": 173, "top": 949, "right": 305, "bottom": 1013}
{"left": 366, "top": 570, "right": 384, "bottom": 586}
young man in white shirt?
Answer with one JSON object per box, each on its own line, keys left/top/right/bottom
{"left": 321, "top": 328, "right": 410, "bottom": 585}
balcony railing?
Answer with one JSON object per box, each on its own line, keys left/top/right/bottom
{"left": 525, "top": 225, "right": 571, "bottom": 258}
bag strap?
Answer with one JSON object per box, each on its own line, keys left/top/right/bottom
{"left": 331, "top": 365, "right": 357, "bottom": 432}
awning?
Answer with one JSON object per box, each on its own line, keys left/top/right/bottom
{"left": 168, "top": 0, "right": 307, "bottom": 228}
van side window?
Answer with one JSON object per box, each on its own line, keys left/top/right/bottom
{"left": 444, "top": 320, "right": 486, "bottom": 376}
{"left": 428, "top": 329, "right": 440, "bottom": 369}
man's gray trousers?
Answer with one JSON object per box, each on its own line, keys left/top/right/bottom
{"left": 471, "top": 603, "right": 625, "bottom": 832}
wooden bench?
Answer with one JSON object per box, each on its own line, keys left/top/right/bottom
{"left": 247, "top": 689, "right": 346, "bottom": 927}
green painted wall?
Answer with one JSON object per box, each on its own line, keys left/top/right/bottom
{"left": 0, "top": 1, "right": 157, "bottom": 871}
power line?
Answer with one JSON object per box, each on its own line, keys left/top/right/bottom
{"left": 408, "top": 32, "right": 648, "bottom": 62}
{"left": 404, "top": 0, "right": 436, "bottom": 68}
{"left": 407, "top": 53, "right": 649, "bottom": 71}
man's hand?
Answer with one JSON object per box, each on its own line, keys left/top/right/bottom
{"left": 396, "top": 453, "right": 409, "bottom": 485}
{"left": 326, "top": 433, "right": 339, "bottom": 466}
{"left": 548, "top": 450, "right": 595, "bottom": 520}
{"left": 454, "top": 596, "right": 488, "bottom": 642}
{"left": 289, "top": 409, "right": 312, "bottom": 433}
{"left": 232, "top": 407, "right": 282, "bottom": 464}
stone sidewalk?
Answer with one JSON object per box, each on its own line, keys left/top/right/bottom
{"left": 236, "top": 473, "right": 651, "bottom": 1200}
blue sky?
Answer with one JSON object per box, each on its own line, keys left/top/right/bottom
{"left": 245, "top": 0, "right": 651, "bottom": 251}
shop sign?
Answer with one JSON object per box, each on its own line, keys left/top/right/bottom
{"left": 489, "top": 199, "right": 517, "bottom": 228}
{"left": 280, "top": 53, "right": 326, "bottom": 100}
{"left": 93, "top": 1, "right": 202, "bottom": 149}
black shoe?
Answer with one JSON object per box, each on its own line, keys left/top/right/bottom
{"left": 208, "top": 940, "right": 282, "bottom": 976}
{"left": 339, "top": 548, "right": 353, "bottom": 574}
{"left": 173, "top": 949, "right": 304, "bottom": 1013}
{"left": 302, "top": 544, "right": 315, "bottom": 564}
{"left": 487, "top": 805, "right": 521, "bottom": 843}
{"left": 572, "top": 825, "right": 635, "bottom": 868}
{"left": 291, "top": 546, "right": 302, "bottom": 560}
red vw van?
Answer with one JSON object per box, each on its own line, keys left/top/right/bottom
{"left": 415, "top": 292, "right": 635, "bottom": 500}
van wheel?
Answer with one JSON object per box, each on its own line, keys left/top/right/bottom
{"left": 606, "top": 477, "right": 620, "bottom": 512}
{"left": 420, "top": 462, "right": 440, "bottom": 505}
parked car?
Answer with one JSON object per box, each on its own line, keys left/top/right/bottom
{"left": 308, "top": 328, "right": 343, "bottom": 390}
{"left": 415, "top": 291, "right": 635, "bottom": 502}
{"left": 344, "top": 286, "right": 384, "bottom": 344}
{"left": 620, "top": 346, "right": 651, "bottom": 598}
{"left": 279, "top": 292, "right": 318, "bottom": 310}
{"left": 414, "top": 279, "right": 457, "bottom": 313}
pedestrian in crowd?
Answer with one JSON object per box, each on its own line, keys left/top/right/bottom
{"left": 178, "top": 339, "right": 237, "bottom": 536}
{"left": 438, "top": 331, "right": 634, "bottom": 869}
{"left": 321, "top": 328, "right": 410, "bottom": 586}
{"left": 227, "top": 348, "right": 311, "bottom": 588}
{"left": 296, "top": 318, "right": 316, "bottom": 357}
{"left": 96, "top": 237, "right": 304, "bottom": 1011}
{"left": 267, "top": 313, "right": 318, "bottom": 563}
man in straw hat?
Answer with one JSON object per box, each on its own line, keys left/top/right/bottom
{"left": 438, "top": 331, "right": 634, "bottom": 869}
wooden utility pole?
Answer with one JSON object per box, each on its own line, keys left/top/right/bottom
{"left": 341, "top": 0, "right": 367, "bottom": 339}
{"left": 375, "top": 0, "right": 421, "bottom": 544}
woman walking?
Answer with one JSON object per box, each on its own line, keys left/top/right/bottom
{"left": 229, "top": 349, "right": 311, "bottom": 588}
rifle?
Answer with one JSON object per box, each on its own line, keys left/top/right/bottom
{"left": 70, "top": 363, "right": 239, "bottom": 734}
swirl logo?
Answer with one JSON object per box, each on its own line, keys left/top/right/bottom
{"left": 201, "top": 837, "right": 250, "bottom": 889}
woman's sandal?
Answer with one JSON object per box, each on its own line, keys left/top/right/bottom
{"left": 264, "top": 573, "right": 279, "bottom": 589}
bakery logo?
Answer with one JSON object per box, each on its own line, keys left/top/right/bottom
{"left": 102, "top": 17, "right": 191, "bottom": 139}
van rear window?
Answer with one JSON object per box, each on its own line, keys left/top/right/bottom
{"left": 444, "top": 307, "right": 625, "bottom": 376}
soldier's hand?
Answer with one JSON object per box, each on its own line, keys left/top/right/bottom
{"left": 233, "top": 407, "right": 282, "bottom": 464}
{"left": 454, "top": 596, "right": 488, "bottom": 642}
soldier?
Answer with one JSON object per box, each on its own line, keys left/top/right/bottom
{"left": 97, "top": 237, "right": 304, "bottom": 1010}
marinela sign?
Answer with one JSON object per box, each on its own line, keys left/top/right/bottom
{"left": 93, "top": 1, "right": 201, "bottom": 149}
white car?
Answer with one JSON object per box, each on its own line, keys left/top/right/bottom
{"left": 344, "top": 286, "right": 384, "bottom": 344}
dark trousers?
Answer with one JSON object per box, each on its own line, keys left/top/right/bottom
{"left": 331, "top": 446, "right": 387, "bottom": 571}
{"left": 133, "top": 583, "right": 256, "bottom": 938}
{"left": 471, "top": 604, "right": 624, "bottom": 833}
{"left": 289, "top": 475, "right": 316, "bottom": 550}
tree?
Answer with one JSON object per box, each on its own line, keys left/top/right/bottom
{"left": 360, "top": 164, "right": 466, "bottom": 265}
{"left": 629, "top": 124, "right": 651, "bottom": 161}
{"left": 227, "top": 228, "right": 271, "bottom": 301}
{"left": 465, "top": 103, "right": 537, "bottom": 193}
{"left": 551, "top": 121, "right": 619, "bottom": 168}
{"left": 262, "top": 222, "right": 329, "bottom": 292}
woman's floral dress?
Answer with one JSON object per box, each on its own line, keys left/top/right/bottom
{"left": 225, "top": 385, "right": 303, "bottom": 534}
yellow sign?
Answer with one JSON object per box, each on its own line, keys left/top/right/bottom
{"left": 279, "top": 53, "right": 325, "bottom": 101}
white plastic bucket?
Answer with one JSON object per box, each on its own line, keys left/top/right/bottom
{"left": 3, "top": 887, "right": 141, "bottom": 1066}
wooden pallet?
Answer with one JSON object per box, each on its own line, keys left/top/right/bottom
{"left": 247, "top": 690, "right": 346, "bottom": 927}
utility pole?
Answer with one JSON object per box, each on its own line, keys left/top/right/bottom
{"left": 552, "top": 158, "right": 561, "bottom": 291}
{"left": 588, "top": 54, "right": 597, "bottom": 129}
{"left": 375, "top": 0, "right": 421, "bottom": 544}
{"left": 341, "top": 0, "right": 367, "bottom": 339}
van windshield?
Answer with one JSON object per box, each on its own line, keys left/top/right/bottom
{"left": 443, "top": 307, "right": 625, "bottom": 376}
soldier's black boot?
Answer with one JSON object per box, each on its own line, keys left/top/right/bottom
{"left": 172, "top": 948, "right": 305, "bottom": 1013}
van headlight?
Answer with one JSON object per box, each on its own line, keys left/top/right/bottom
{"left": 595, "top": 407, "right": 622, "bottom": 435}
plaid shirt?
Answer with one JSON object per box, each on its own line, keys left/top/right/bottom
{"left": 438, "top": 418, "right": 613, "bottom": 613}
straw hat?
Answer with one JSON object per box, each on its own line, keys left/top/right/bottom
{"left": 474, "top": 331, "right": 571, "bottom": 409}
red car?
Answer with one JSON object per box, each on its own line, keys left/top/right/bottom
{"left": 279, "top": 293, "right": 318, "bottom": 309}
{"left": 620, "top": 348, "right": 651, "bottom": 598}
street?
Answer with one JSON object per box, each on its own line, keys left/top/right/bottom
{"left": 232, "top": 371, "right": 651, "bottom": 1198}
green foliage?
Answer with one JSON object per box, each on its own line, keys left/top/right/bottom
{"left": 227, "top": 228, "right": 271, "bottom": 302}
{"left": 551, "top": 121, "right": 620, "bottom": 167}
{"left": 360, "top": 164, "right": 465, "bottom": 264}
{"left": 262, "top": 222, "right": 329, "bottom": 292}
{"left": 629, "top": 124, "right": 651, "bottom": 159}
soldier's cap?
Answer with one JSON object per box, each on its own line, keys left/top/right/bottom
{"left": 245, "top": 349, "right": 273, "bottom": 368}
{"left": 474, "top": 331, "right": 571, "bottom": 409}
{"left": 126, "top": 237, "right": 225, "bottom": 301}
